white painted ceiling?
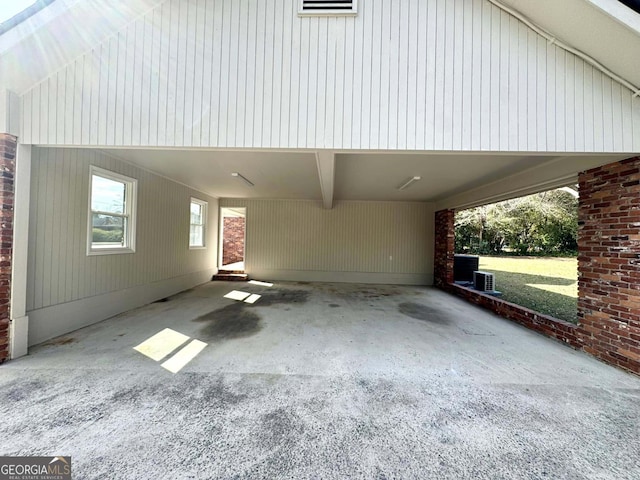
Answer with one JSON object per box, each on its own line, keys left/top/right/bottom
{"left": 334, "top": 154, "right": 551, "bottom": 201}
{"left": 101, "top": 148, "right": 630, "bottom": 207}
{"left": 105, "top": 149, "right": 322, "bottom": 200}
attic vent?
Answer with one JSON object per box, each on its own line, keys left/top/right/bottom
{"left": 299, "top": 0, "right": 358, "bottom": 16}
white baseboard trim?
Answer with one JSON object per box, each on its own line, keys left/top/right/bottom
{"left": 10, "top": 315, "right": 29, "bottom": 359}
{"left": 27, "top": 268, "right": 217, "bottom": 347}
{"left": 248, "top": 269, "right": 433, "bottom": 286}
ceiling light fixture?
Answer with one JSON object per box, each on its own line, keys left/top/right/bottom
{"left": 397, "top": 176, "right": 421, "bottom": 191}
{"left": 231, "top": 172, "right": 254, "bottom": 187}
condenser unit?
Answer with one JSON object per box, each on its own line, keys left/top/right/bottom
{"left": 473, "top": 271, "right": 495, "bottom": 292}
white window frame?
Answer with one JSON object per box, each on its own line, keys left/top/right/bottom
{"left": 189, "top": 198, "right": 208, "bottom": 249}
{"left": 87, "top": 166, "right": 137, "bottom": 256}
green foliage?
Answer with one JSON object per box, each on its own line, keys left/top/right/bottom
{"left": 455, "top": 189, "right": 578, "bottom": 256}
{"left": 92, "top": 228, "right": 124, "bottom": 243}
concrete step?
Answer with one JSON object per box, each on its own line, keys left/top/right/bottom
{"left": 218, "top": 270, "right": 245, "bottom": 275}
{"left": 212, "top": 273, "right": 249, "bottom": 282}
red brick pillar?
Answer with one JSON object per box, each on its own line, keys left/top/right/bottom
{"left": 434, "top": 209, "right": 455, "bottom": 289}
{"left": 578, "top": 157, "right": 640, "bottom": 374}
{"left": 0, "top": 134, "right": 16, "bottom": 363}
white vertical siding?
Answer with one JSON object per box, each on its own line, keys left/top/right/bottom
{"left": 26, "top": 147, "right": 218, "bottom": 312}
{"left": 19, "top": 0, "right": 640, "bottom": 152}
{"left": 219, "top": 198, "right": 434, "bottom": 283}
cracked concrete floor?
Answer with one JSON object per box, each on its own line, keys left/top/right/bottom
{"left": 1, "top": 281, "right": 639, "bottom": 479}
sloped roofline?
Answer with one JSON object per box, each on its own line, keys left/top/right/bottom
{"left": 588, "top": 0, "right": 640, "bottom": 33}
{"left": 0, "top": 0, "right": 56, "bottom": 36}
{"left": 619, "top": 0, "right": 640, "bottom": 14}
{"left": 2, "top": 0, "right": 640, "bottom": 101}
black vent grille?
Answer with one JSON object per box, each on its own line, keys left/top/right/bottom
{"left": 300, "top": 1, "right": 357, "bottom": 15}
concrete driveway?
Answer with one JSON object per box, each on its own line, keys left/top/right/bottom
{"left": 1, "top": 281, "right": 639, "bottom": 479}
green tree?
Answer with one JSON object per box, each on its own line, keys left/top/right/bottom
{"left": 454, "top": 188, "right": 578, "bottom": 256}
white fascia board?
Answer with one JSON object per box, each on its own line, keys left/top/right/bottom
{"left": 0, "top": 0, "right": 80, "bottom": 55}
{"left": 585, "top": 0, "right": 640, "bottom": 36}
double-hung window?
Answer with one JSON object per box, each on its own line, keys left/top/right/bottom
{"left": 190, "top": 198, "right": 207, "bottom": 248}
{"left": 88, "top": 166, "right": 137, "bottom": 255}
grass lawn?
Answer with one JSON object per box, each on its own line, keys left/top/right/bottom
{"left": 478, "top": 256, "right": 578, "bottom": 323}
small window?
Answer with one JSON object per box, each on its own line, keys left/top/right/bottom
{"left": 298, "top": 0, "right": 357, "bottom": 16}
{"left": 88, "top": 166, "right": 137, "bottom": 255}
{"left": 190, "top": 198, "right": 207, "bottom": 248}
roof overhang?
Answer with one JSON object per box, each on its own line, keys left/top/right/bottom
{"left": 497, "top": 0, "right": 640, "bottom": 90}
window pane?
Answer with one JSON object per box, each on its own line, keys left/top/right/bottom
{"left": 190, "top": 203, "right": 202, "bottom": 224}
{"left": 92, "top": 214, "right": 125, "bottom": 245}
{"left": 92, "top": 175, "right": 126, "bottom": 214}
{"left": 190, "top": 225, "right": 203, "bottom": 246}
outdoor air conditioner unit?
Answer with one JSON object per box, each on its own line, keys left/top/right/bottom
{"left": 473, "top": 271, "right": 495, "bottom": 292}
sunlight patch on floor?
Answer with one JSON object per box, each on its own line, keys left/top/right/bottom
{"left": 161, "top": 339, "right": 208, "bottom": 373}
{"left": 244, "top": 294, "right": 261, "bottom": 304}
{"left": 224, "top": 290, "right": 251, "bottom": 301}
{"left": 133, "top": 328, "right": 190, "bottom": 361}
{"left": 134, "top": 328, "right": 207, "bottom": 373}
{"left": 224, "top": 290, "right": 262, "bottom": 304}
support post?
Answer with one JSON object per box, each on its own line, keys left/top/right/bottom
{"left": 0, "top": 133, "right": 16, "bottom": 362}
{"left": 10, "top": 144, "right": 30, "bottom": 358}
{"left": 434, "top": 209, "right": 455, "bottom": 288}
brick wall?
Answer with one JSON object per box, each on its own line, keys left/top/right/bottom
{"left": 0, "top": 134, "right": 16, "bottom": 364}
{"left": 434, "top": 157, "right": 640, "bottom": 375}
{"left": 434, "top": 209, "right": 455, "bottom": 287}
{"left": 449, "top": 284, "right": 580, "bottom": 347}
{"left": 577, "top": 157, "right": 640, "bottom": 374}
{"left": 222, "top": 217, "right": 245, "bottom": 266}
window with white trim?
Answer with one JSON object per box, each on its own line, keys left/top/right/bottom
{"left": 88, "top": 166, "right": 137, "bottom": 255}
{"left": 190, "top": 198, "right": 207, "bottom": 248}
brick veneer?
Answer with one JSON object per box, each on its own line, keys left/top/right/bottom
{"left": 434, "top": 157, "right": 640, "bottom": 375}
{"left": 222, "top": 217, "right": 245, "bottom": 266}
{"left": 449, "top": 284, "right": 580, "bottom": 347}
{"left": 0, "top": 134, "right": 16, "bottom": 364}
{"left": 577, "top": 157, "right": 640, "bottom": 374}
{"left": 434, "top": 209, "right": 455, "bottom": 287}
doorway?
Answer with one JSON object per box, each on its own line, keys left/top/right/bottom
{"left": 219, "top": 207, "right": 246, "bottom": 272}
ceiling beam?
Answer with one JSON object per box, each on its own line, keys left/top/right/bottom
{"left": 315, "top": 150, "right": 335, "bottom": 209}
{"left": 435, "top": 155, "right": 629, "bottom": 211}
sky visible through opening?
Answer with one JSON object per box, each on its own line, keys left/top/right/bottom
{"left": 0, "top": 1, "right": 39, "bottom": 24}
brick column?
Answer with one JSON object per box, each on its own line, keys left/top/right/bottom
{"left": 434, "top": 209, "right": 455, "bottom": 288}
{"left": 0, "top": 134, "right": 16, "bottom": 363}
{"left": 578, "top": 157, "right": 640, "bottom": 374}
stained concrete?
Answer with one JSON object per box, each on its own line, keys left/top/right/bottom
{"left": 1, "top": 282, "right": 639, "bottom": 479}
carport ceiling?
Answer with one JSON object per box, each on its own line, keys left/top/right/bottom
{"left": 335, "top": 153, "right": 550, "bottom": 201}
{"left": 104, "top": 149, "right": 322, "bottom": 200}
{"left": 101, "top": 148, "right": 630, "bottom": 203}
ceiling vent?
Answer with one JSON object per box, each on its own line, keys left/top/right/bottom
{"left": 299, "top": 0, "right": 358, "bottom": 16}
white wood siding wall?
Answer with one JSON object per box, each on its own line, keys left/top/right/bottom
{"left": 19, "top": 0, "right": 640, "bottom": 152}
{"left": 219, "top": 198, "right": 434, "bottom": 282}
{"left": 26, "top": 147, "right": 218, "bottom": 312}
